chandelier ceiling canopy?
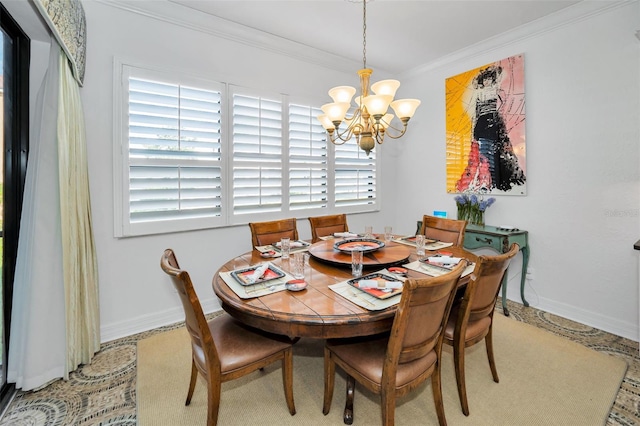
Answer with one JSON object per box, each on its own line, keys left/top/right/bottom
{"left": 317, "top": 0, "right": 421, "bottom": 155}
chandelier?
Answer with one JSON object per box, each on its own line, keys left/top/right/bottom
{"left": 317, "top": 0, "right": 421, "bottom": 155}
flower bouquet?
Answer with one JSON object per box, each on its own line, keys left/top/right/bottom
{"left": 454, "top": 192, "right": 496, "bottom": 226}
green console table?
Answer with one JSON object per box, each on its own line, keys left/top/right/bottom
{"left": 463, "top": 224, "right": 529, "bottom": 316}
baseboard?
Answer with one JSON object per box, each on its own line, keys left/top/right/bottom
{"left": 100, "top": 297, "right": 222, "bottom": 343}
{"left": 520, "top": 292, "right": 638, "bottom": 342}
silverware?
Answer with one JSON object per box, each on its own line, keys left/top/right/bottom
{"left": 245, "top": 282, "right": 285, "bottom": 295}
{"left": 348, "top": 289, "right": 375, "bottom": 308}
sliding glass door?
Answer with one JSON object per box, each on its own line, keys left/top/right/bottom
{"left": 0, "top": 2, "right": 29, "bottom": 409}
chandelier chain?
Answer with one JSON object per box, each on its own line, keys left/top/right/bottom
{"left": 362, "top": 0, "right": 367, "bottom": 69}
{"left": 318, "top": 0, "right": 420, "bottom": 154}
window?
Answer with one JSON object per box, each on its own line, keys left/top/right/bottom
{"left": 115, "top": 64, "right": 378, "bottom": 237}
{"left": 335, "top": 141, "right": 376, "bottom": 207}
{"left": 288, "top": 103, "right": 327, "bottom": 211}
{"left": 230, "top": 88, "right": 283, "bottom": 216}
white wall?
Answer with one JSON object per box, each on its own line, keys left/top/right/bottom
{"left": 79, "top": 1, "right": 400, "bottom": 341}
{"left": 5, "top": 0, "right": 639, "bottom": 342}
{"left": 396, "top": 1, "right": 640, "bottom": 340}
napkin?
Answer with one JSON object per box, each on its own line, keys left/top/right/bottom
{"left": 334, "top": 232, "right": 360, "bottom": 238}
{"left": 247, "top": 263, "right": 270, "bottom": 284}
{"left": 274, "top": 241, "right": 305, "bottom": 248}
{"left": 358, "top": 279, "right": 403, "bottom": 289}
{"left": 425, "top": 256, "right": 462, "bottom": 265}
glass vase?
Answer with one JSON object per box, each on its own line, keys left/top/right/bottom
{"left": 470, "top": 210, "right": 484, "bottom": 226}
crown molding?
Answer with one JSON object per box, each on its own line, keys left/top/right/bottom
{"left": 399, "top": 0, "right": 633, "bottom": 80}
{"left": 95, "top": 0, "right": 634, "bottom": 80}
{"left": 95, "top": 0, "right": 363, "bottom": 75}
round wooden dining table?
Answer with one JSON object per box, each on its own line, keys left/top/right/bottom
{"left": 212, "top": 240, "right": 476, "bottom": 340}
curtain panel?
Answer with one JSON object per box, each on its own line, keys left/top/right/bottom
{"left": 9, "top": 0, "right": 98, "bottom": 388}
{"left": 8, "top": 40, "right": 66, "bottom": 391}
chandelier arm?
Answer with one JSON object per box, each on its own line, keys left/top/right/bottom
{"left": 379, "top": 125, "right": 408, "bottom": 140}
{"left": 333, "top": 125, "right": 358, "bottom": 142}
{"left": 328, "top": 131, "right": 350, "bottom": 145}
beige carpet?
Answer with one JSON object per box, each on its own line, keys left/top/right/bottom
{"left": 137, "top": 314, "right": 627, "bottom": 425}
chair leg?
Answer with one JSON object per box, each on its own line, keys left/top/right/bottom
{"left": 485, "top": 325, "right": 499, "bottom": 383}
{"left": 453, "top": 338, "right": 470, "bottom": 416}
{"left": 380, "top": 387, "right": 396, "bottom": 426}
{"left": 206, "top": 379, "right": 222, "bottom": 426}
{"left": 323, "top": 347, "right": 335, "bottom": 415}
{"left": 186, "top": 358, "right": 198, "bottom": 405}
{"left": 431, "top": 362, "right": 448, "bottom": 426}
{"left": 344, "top": 375, "right": 355, "bottom": 425}
{"left": 281, "top": 348, "right": 296, "bottom": 415}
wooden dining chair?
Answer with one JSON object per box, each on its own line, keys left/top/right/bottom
{"left": 322, "top": 262, "right": 467, "bottom": 426}
{"left": 308, "top": 214, "right": 349, "bottom": 242}
{"left": 420, "top": 215, "right": 467, "bottom": 246}
{"left": 443, "top": 243, "right": 519, "bottom": 416}
{"left": 249, "top": 218, "right": 299, "bottom": 247}
{"left": 160, "top": 249, "right": 296, "bottom": 426}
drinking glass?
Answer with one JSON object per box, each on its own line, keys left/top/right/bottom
{"left": 364, "top": 226, "right": 373, "bottom": 239}
{"left": 415, "top": 234, "right": 426, "bottom": 256}
{"left": 384, "top": 226, "right": 393, "bottom": 243}
{"left": 351, "top": 248, "right": 363, "bottom": 277}
{"left": 280, "top": 237, "right": 291, "bottom": 259}
{"left": 292, "top": 252, "right": 305, "bottom": 279}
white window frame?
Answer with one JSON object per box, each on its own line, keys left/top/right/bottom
{"left": 114, "top": 62, "right": 227, "bottom": 237}
{"left": 114, "top": 61, "right": 379, "bottom": 238}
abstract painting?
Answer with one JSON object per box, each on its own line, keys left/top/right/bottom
{"left": 446, "top": 54, "right": 526, "bottom": 195}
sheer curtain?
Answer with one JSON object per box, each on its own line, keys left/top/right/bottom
{"left": 8, "top": 36, "right": 99, "bottom": 390}
{"left": 8, "top": 39, "right": 66, "bottom": 390}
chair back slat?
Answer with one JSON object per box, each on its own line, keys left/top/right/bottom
{"left": 160, "top": 249, "right": 219, "bottom": 367}
{"left": 309, "top": 214, "right": 348, "bottom": 242}
{"left": 249, "top": 218, "right": 299, "bottom": 247}
{"left": 388, "top": 262, "right": 466, "bottom": 366}
{"left": 420, "top": 215, "right": 467, "bottom": 246}
{"left": 466, "top": 244, "right": 520, "bottom": 322}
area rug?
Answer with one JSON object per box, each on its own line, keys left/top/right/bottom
{"left": 137, "top": 314, "right": 627, "bottom": 425}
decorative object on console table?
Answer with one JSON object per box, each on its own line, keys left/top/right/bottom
{"left": 463, "top": 224, "right": 529, "bottom": 317}
{"left": 455, "top": 192, "right": 495, "bottom": 226}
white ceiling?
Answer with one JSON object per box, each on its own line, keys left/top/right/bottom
{"left": 169, "top": 0, "right": 582, "bottom": 74}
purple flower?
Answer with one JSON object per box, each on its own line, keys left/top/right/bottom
{"left": 486, "top": 197, "right": 496, "bottom": 207}
{"left": 454, "top": 195, "right": 465, "bottom": 204}
{"left": 470, "top": 194, "right": 478, "bottom": 205}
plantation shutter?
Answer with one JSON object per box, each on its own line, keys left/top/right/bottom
{"left": 127, "top": 77, "right": 223, "bottom": 224}
{"left": 334, "top": 141, "right": 376, "bottom": 207}
{"left": 231, "top": 90, "right": 283, "bottom": 215}
{"left": 288, "top": 103, "right": 328, "bottom": 210}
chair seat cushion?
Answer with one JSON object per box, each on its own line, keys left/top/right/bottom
{"left": 444, "top": 308, "right": 492, "bottom": 343}
{"left": 192, "top": 314, "right": 291, "bottom": 373}
{"left": 327, "top": 336, "right": 437, "bottom": 389}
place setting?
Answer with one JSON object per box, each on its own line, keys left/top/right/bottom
{"left": 255, "top": 237, "right": 311, "bottom": 258}
{"left": 329, "top": 268, "right": 407, "bottom": 311}
{"left": 404, "top": 253, "right": 475, "bottom": 278}
{"left": 328, "top": 234, "right": 409, "bottom": 310}
{"left": 393, "top": 234, "right": 455, "bottom": 251}
{"left": 318, "top": 231, "right": 361, "bottom": 241}
{"left": 219, "top": 261, "right": 293, "bottom": 299}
